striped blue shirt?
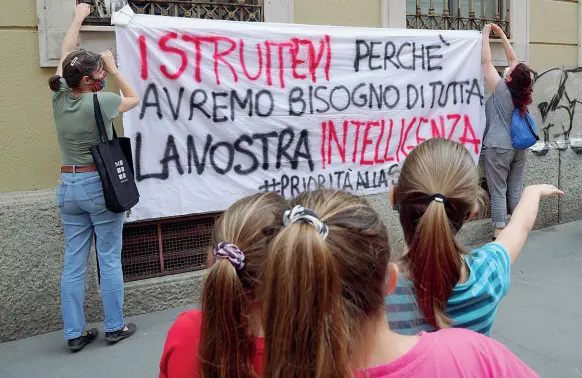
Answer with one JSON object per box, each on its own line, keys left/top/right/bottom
{"left": 385, "top": 243, "right": 511, "bottom": 336}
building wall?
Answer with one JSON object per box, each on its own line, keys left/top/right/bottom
{"left": 529, "top": 0, "right": 579, "bottom": 69}
{"left": 1, "top": 0, "right": 581, "bottom": 342}
{"left": 528, "top": 0, "right": 581, "bottom": 144}
{"left": 0, "top": 0, "right": 60, "bottom": 193}
{"left": 295, "top": 0, "right": 381, "bottom": 27}
{"left": 3, "top": 0, "right": 571, "bottom": 193}
{"left": 526, "top": 0, "right": 582, "bottom": 225}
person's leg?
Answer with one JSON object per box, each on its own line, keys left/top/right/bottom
{"left": 59, "top": 175, "right": 93, "bottom": 341}
{"left": 507, "top": 150, "right": 527, "bottom": 214}
{"left": 78, "top": 173, "right": 135, "bottom": 341}
{"left": 92, "top": 208, "right": 126, "bottom": 333}
{"left": 484, "top": 148, "right": 512, "bottom": 238}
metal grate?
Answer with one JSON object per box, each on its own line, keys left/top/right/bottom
{"left": 81, "top": 0, "right": 263, "bottom": 25}
{"left": 121, "top": 213, "right": 220, "bottom": 282}
{"left": 406, "top": 0, "right": 510, "bottom": 37}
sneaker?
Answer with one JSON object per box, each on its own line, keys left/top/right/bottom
{"left": 68, "top": 328, "right": 99, "bottom": 352}
{"left": 105, "top": 323, "right": 137, "bottom": 344}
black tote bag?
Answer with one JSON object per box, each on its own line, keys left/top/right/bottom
{"left": 90, "top": 94, "right": 139, "bottom": 213}
{"left": 111, "top": 125, "right": 135, "bottom": 176}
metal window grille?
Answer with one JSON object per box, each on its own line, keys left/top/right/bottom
{"left": 81, "top": 0, "right": 263, "bottom": 25}
{"left": 406, "top": 0, "right": 510, "bottom": 37}
{"left": 121, "top": 213, "right": 220, "bottom": 282}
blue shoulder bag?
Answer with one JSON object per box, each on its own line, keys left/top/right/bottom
{"left": 507, "top": 110, "right": 539, "bottom": 150}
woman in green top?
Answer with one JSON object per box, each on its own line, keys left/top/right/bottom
{"left": 48, "top": 3, "right": 140, "bottom": 352}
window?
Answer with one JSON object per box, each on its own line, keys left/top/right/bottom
{"left": 82, "top": 0, "right": 263, "bottom": 25}
{"left": 406, "top": 0, "right": 509, "bottom": 37}
{"left": 38, "top": 0, "right": 290, "bottom": 67}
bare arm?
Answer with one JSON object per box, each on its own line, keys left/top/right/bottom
{"left": 482, "top": 24, "right": 501, "bottom": 93}
{"left": 56, "top": 4, "right": 91, "bottom": 76}
{"left": 114, "top": 72, "right": 140, "bottom": 112}
{"left": 496, "top": 185, "right": 564, "bottom": 264}
{"left": 100, "top": 51, "right": 140, "bottom": 113}
{"left": 491, "top": 24, "right": 518, "bottom": 68}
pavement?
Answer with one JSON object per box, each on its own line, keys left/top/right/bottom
{"left": 1, "top": 220, "right": 581, "bottom": 378}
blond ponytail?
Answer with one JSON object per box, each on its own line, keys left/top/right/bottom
{"left": 198, "top": 192, "right": 286, "bottom": 378}
{"left": 263, "top": 214, "right": 349, "bottom": 378}
{"left": 199, "top": 258, "right": 254, "bottom": 378}
{"left": 263, "top": 190, "right": 392, "bottom": 378}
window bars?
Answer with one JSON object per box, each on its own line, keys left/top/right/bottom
{"left": 82, "top": 0, "right": 263, "bottom": 25}
{"left": 406, "top": 0, "right": 510, "bottom": 37}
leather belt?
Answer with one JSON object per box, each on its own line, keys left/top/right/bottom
{"left": 61, "top": 164, "right": 98, "bottom": 173}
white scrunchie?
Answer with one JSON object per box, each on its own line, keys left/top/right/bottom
{"left": 283, "top": 205, "right": 329, "bottom": 239}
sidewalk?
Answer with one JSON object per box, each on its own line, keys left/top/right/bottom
{"left": 1, "top": 221, "right": 581, "bottom": 378}
{"left": 491, "top": 220, "right": 582, "bottom": 378}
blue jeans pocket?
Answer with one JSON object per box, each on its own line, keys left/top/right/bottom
{"left": 56, "top": 181, "right": 66, "bottom": 208}
{"left": 82, "top": 178, "right": 106, "bottom": 206}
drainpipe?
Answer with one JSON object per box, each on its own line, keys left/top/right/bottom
{"left": 575, "top": 2, "right": 582, "bottom": 154}
{"left": 579, "top": 0, "right": 582, "bottom": 66}
{"left": 573, "top": 0, "right": 582, "bottom": 155}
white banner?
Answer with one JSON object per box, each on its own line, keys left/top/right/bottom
{"left": 116, "top": 15, "right": 485, "bottom": 222}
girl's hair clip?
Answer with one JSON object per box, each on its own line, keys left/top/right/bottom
{"left": 70, "top": 57, "right": 79, "bottom": 66}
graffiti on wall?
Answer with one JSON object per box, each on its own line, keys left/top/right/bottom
{"left": 530, "top": 67, "right": 582, "bottom": 150}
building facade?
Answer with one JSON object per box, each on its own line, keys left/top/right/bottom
{"left": 1, "top": 0, "right": 580, "bottom": 342}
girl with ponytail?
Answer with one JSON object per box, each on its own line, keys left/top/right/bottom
{"left": 263, "top": 189, "right": 537, "bottom": 378}
{"left": 386, "top": 138, "right": 562, "bottom": 335}
{"left": 159, "top": 192, "right": 286, "bottom": 378}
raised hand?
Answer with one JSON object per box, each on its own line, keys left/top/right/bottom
{"left": 74, "top": 3, "right": 92, "bottom": 21}
{"left": 530, "top": 184, "right": 565, "bottom": 199}
{"left": 490, "top": 24, "right": 505, "bottom": 37}
{"left": 99, "top": 51, "right": 118, "bottom": 74}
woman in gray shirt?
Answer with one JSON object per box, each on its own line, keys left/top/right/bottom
{"left": 481, "top": 24, "right": 534, "bottom": 240}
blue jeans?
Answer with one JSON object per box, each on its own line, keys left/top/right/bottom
{"left": 57, "top": 171, "right": 125, "bottom": 340}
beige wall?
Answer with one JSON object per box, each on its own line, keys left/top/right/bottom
{"left": 0, "top": 1, "right": 122, "bottom": 193}
{"left": 0, "top": 0, "right": 60, "bottom": 192}
{"left": 0, "top": 0, "right": 37, "bottom": 26}
{"left": 528, "top": 0, "right": 580, "bottom": 70}
{"left": 527, "top": 0, "right": 582, "bottom": 144}
{"left": 294, "top": 0, "right": 381, "bottom": 27}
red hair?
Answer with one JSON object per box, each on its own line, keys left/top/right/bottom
{"left": 507, "top": 63, "right": 533, "bottom": 116}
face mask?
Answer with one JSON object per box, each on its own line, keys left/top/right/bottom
{"left": 90, "top": 77, "right": 107, "bottom": 92}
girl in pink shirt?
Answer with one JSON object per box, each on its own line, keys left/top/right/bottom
{"left": 263, "top": 189, "right": 538, "bottom": 378}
